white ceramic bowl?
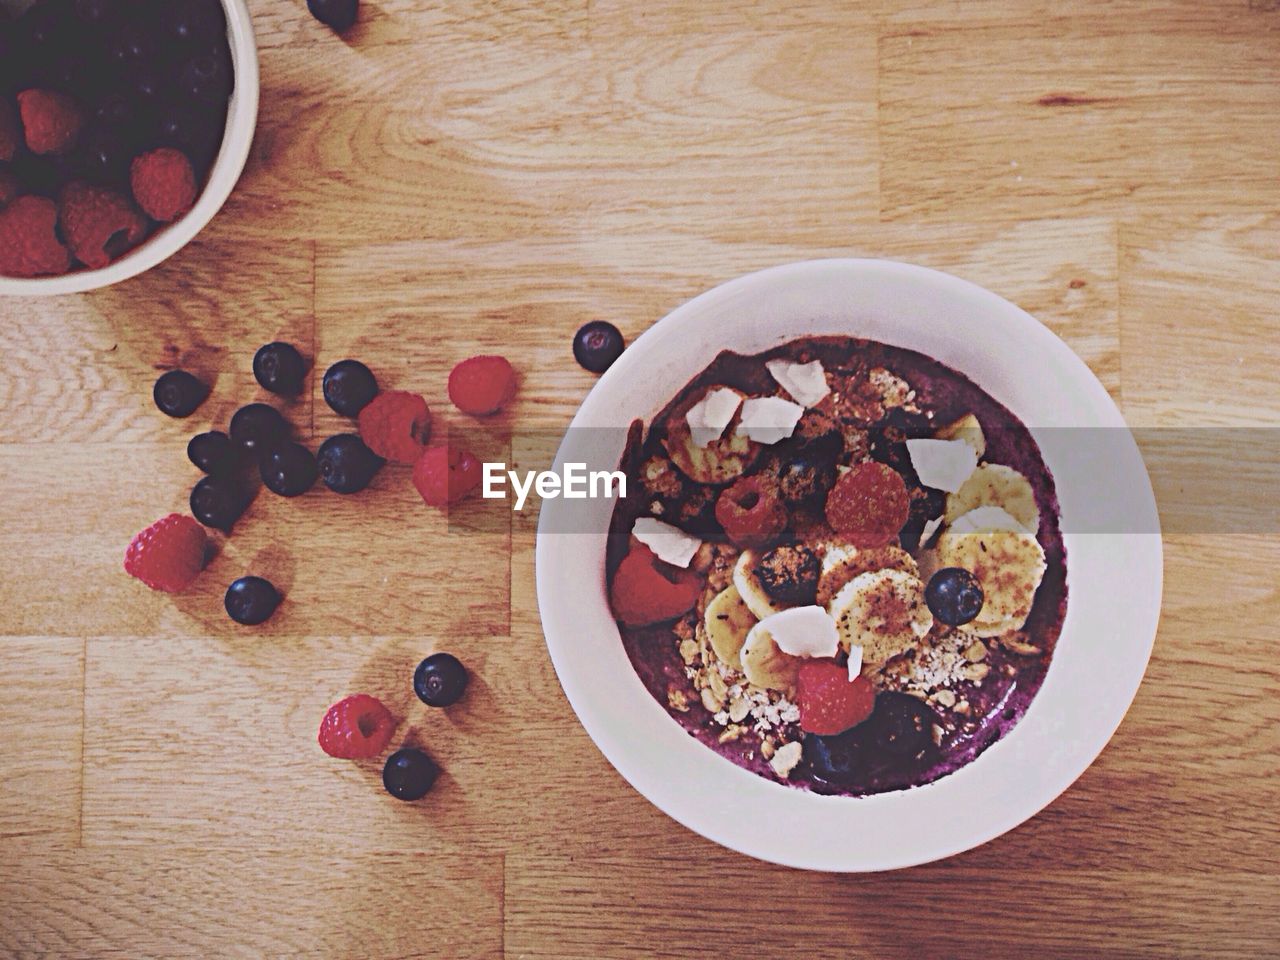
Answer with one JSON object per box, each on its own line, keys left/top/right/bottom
{"left": 536, "top": 259, "right": 1162, "bottom": 872}
{"left": 0, "top": 0, "right": 259, "bottom": 296}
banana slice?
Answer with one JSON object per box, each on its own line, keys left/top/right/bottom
{"left": 936, "top": 413, "right": 986, "bottom": 459}
{"left": 944, "top": 463, "right": 1040, "bottom": 533}
{"left": 934, "top": 528, "right": 1047, "bottom": 630}
{"left": 949, "top": 506, "right": 1030, "bottom": 535}
{"left": 740, "top": 620, "right": 802, "bottom": 693}
{"left": 815, "top": 542, "right": 918, "bottom": 607}
{"left": 733, "top": 550, "right": 787, "bottom": 621}
{"left": 827, "top": 568, "right": 933, "bottom": 670}
{"left": 664, "top": 387, "right": 760, "bottom": 485}
{"left": 704, "top": 584, "right": 756, "bottom": 671}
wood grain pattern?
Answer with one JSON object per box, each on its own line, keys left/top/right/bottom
{"left": 2, "top": 0, "right": 1278, "bottom": 956}
{"left": 879, "top": 13, "right": 1280, "bottom": 221}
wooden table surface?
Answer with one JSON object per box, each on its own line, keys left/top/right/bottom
{"left": 2, "top": 1, "right": 1278, "bottom": 957}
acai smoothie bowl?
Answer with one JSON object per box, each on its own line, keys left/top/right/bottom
{"left": 536, "top": 260, "right": 1162, "bottom": 871}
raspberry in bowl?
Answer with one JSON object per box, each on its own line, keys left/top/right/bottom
{"left": 536, "top": 259, "right": 1162, "bottom": 871}
{"left": 0, "top": 0, "right": 259, "bottom": 295}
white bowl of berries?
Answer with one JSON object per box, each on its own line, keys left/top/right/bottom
{"left": 536, "top": 259, "right": 1163, "bottom": 871}
{"left": 0, "top": 0, "right": 258, "bottom": 295}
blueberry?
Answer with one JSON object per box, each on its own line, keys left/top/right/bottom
{"left": 382, "top": 748, "right": 439, "bottom": 802}
{"left": 869, "top": 692, "right": 937, "bottom": 758}
{"left": 3, "top": 153, "right": 71, "bottom": 199}
{"left": 93, "top": 93, "right": 138, "bottom": 133}
{"left": 153, "top": 103, "right": 225, "bottom": 170}
{"left": 20, "top": 0, "right": 79, "bottom": 54}
{"left": 73, "top": 0, "right": 120, "bottom": 26}
{"left": 179, "top": 47, "right": 233, "bottom": 103}
{"left": 158, "top": 0, "right": 227, "bottom": 46}
{"left": 572, "top": 321, "right": 625, "bottom": 374}
{"left": 755, "top": 544, "right": 820, "bottom": 606}
{"left": 770, "top": 434, "right": 841, "bottom": 510}
{"left": 229, "top": 403, "right": 290, "bottom": 457}
{"left": 133, "top": 66, "right": 166, "bottom": 104}
{"left": 187, "top": 430, "right": 241, "bottom": 475}
{"left": 106, "top": 24, "right": 153, "bottom": 69}
{"left": 153, "top": 370, "right": 208, "bottom": 418}
{"left": 224, "top": 575, "right": 281, "bottom": 626}
{"left": 307, "top": 0, "right": 360, "bottom": 33}
{"left": 252, "top": 341, "right": 308, "bottom": 397}
{"left": 316, "top": 434, "right": 384, "bottom": 494}
{"left": 260, "top": 442, "right": 318, "bottom": 497}
{"left": 413, "top": 653, "right": 468, "bottom": 707}
{"left": 76, "top": 129, "right": 133, "bottom": 185}
{"left": 804, "top": 725, "right": 871, "bottom": 789}
{"left": 322, "top": 359, "right": 378, "bottom": 417}
{"left": 190, "top": 475, "right": 253, "bottom": 533}
{"left": 41, "top": 49, "right": 106, "bottom": 98}
{"left": 924, "top": 567, "right": 984, "bottom": 626}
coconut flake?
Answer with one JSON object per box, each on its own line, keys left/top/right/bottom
{"left": 737, "top": 396, "right": 804, "bottom": 444}
{"left": 919, "top": 515, "right": 944, "bottom": 547}
{"left": 632, "top": 517, "right": 702, "bottom": 568}
{"left": 846, "top": 643, "right": 864, "bottom": 681}
{"left": 765, "top": 359, "right": 830, "bottom": 408}
{"left": 906, "top": 438, "right": 978, "bottom": 492}
{"left": 685, "top": 387, "right": 742, "bottom": 447}
{"left": 756, "top": 606, "right": 839, "bottom": 658}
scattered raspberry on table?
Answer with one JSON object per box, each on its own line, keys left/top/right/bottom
{"left": 318, "top": 694, "right": 397, "bottom": 759}
{"left": 123, "top": 513, "right": 209, "bottom": 594}
{"left": 358, "top": 391, "right": 432, "bottom": 465}
{"left": 448, "top": 355, "right": 518, "bottom": 416}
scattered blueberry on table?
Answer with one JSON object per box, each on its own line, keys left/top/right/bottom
{"left": 414, "top": 653, "right": 469, "bottom": 708}
{"left": 153, "top": 370, "right": 208, "bottom": 418}
{"left": 260, "top": 441, "right": 318, "bottom": 497}
{"left": 382, "top": 748, "right": 439, "bottom": 801}
{"left": 253, "top": 341, "right": 308, "bottom": 398}
{"left": 322, "top": 359, "right": 379, "bottom": 417}
{"left": 190, "top": 474, "right": 252, "bottom": 533}
{"left": 307, "top": 0, "right": 360, "bottom": 34}
{"left": 316, "top": 433, "right": 384, "bottom": 494}
{"left": 224, "top": 575, "right": 281, "bottom": 626}
{"left": 229, "top": 402, "right": 290, "bottom": 458}
{"left": 187, "top": 430, "right": 241, "bottom": 476}
{"left": 572, "top": 320, "right": 625, "bottom": 373}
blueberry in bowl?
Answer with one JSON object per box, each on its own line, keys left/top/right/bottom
{"left": 0, "top": 0, "right": 259, "bottom": 294}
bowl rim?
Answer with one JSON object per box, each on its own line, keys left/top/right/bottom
{"left": 0, "top": 0, "right": 260, "bottom": 296}
{"left": 535, "top": 258, "right": 1163, "bottom": 872}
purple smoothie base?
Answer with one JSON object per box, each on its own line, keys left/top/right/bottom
{"left": 614, "top": 336, "right": 1068, "bottom": 797}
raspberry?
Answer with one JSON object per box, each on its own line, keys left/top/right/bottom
{"left": 824, "top": 461, "right": 909, "bottom": 547}
{"left": 608, "top": 544, "right": 703, "bottom": 628}
{"left": 0, "top": 99, "right": 19, "bottom": 163}
{"left": 318, "top": 694, "right": 396, "bottom": 759}
{"left": 123, "top": 513, "right": 209, "bottom": 594}
{"left": 448, "top": 355, "right": 517, "bottom": 416}
{"left": 16, "top": 89, "right": 83, "bottom": 156}
{"left": 59, "top": 181, "right": 147, "bottom": 269}
{"left": 0, "top": 169, "right": 18, "bottom": 208}
{"left": 412, "top": 444, "right": 482, "bottom": 508}
{"left": 358, "top": 390, "right": 431, "bottom": 465}
{"left": 715, "top": 475, "right": 787, "bottom": 549}
{"left": 796, "top": 661, "right": 876, "bottom": 736}
{"left": 130, "top": 148, "right": 198, "bottom": 223}
{"left": 0, "top": 196, "right": 71, "bottom": 278}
